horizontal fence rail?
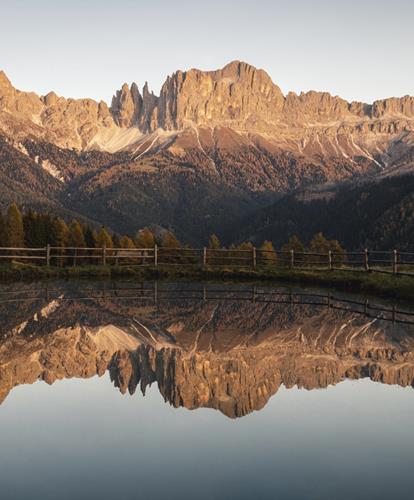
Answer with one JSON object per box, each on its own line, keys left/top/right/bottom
{"left": 0, "top": 245, "right": 413, "bottom": 277}
{"left": 0, "top": 283, "right": 412, "bottom": 325}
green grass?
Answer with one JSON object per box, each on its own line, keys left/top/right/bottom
{"left": 0, "top": 262, "right": 413, "bottom": 303}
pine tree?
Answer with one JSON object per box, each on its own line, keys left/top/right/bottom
{"left": 50, "top": 217, "right": 69, "bottom": 266}
{"left": 308, "top": 232, "right": 346, "bottom": 265}
{"left": 66, "top": 220, "right": 86, "bottom": 266}
{"left": 50, "top": 218, "right": 69, "bottom": 247}
{"left": 207, "top": 233, "right": 222, "bottom": 264}
{"left": 329, "top": 239, "right": 347, "bottom": 265}
{"left": 308, "top": 232, "right": 330, "bottom": 254}
{"left": 39, "top": 213, "right": 54, "bottom": 246}
{"left": 208, "top": 234, "right": 221, "bottom": 249}
{"left": 120, "top": 235, "right": 136, "bottom": 249}
{"left": 112, "top": 233, "right": 121, "bottom": 248}
{"left": 0, "top": 210, "right": 6, "bottom": 247}
{"left": 6, "top": 203, "right": 25, "bottom": 247}
{"left": 259, "top": 240, "right": 277, "bottom": 267}
{"left": 135, "top": 227, "right": 156, "bottom": 248}
{"left": 237, "top": 241, "right": 253, "bottom": 251}
{"left": 67, "top": 220, "right": 86, "bottom": 247}
{"left": 83, "top": 225, "right": 97, "bottom": 249}
{"left": 282, "top": 235, "right": 305, "bottom": 253}
{"left": 281, "top": 235, "right": 305, "bottom": 265}
{"left": 161, "top": 231, "right": 181, "bottom": 248}
{"left": 23, "top": 209, "right": 39, "bottom": 247}
{"left": 95, "top": 227, "right": 113, "bottom": 249}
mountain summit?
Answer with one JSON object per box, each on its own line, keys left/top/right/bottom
{"left": 0, "top": 61, "right": 413, "bottom": 154}
{"left": 0, "top": 61, "right": 413, "bottom": 243}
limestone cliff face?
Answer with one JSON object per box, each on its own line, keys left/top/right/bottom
{"left": 0, "top": 69, "right": 115, "bottom": 149}
{"left": 1, "top": 62, "right": 413, "bottom": 160}
{"left": 156, "top": 61, "right": 285, "bottom": 130}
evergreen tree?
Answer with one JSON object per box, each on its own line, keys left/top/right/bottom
{"left": 95, "top": 227, "right": 113, "bottom": 249}
{"left": 0, "top": 210, "right": 6, "bottom": 247}
{"left": 83, "top": 225, "right": 97, "bottom": 249}
{"left": 258, "top": 240, "right": 277, "bottom": 267}
{"left": 308, "top": 232, "right": 346, "bottom": 265}
{"left": 39, "top": 213, "right": 54, "bottom": 245}
{"left": 120, "top": 235, "right": 136, "bottom": 249}
{"left": 67, "top": 220, "right": 86, "bottom": 247}
{"left": 49, "top": 217, "right": 69, "bottom": 266}
{"left": 208, "top": 234, "right": 221, "bottom": 249}
{"left": 112, "top": 233, "right": 121, "bottom": 248}
{"left": 281, "top": 235, "right": 305, "bottom": 265}
{"left": 50, "top": 217, "right": 69, "bottom": 247}
{"left": 161, "top": 231, "right": 181, "bottom": 248}
{"left": 6, "top": 203, "right": 24, "bottom": 247}
{"left": 308, "top": 232, "right": 331, "bottom": 254}
{"left": 329, "top": 239, "right": 347, "bottom": 265}
{"left": 135, "top": 227, "right": 156, "bottom": 248}
{"left": 282, "top": 235, "right": 305, "bottom": 253}
{"left": 23, "top": 209, "right": 40, "bottom": 247}
{"left": 237, "top": 241, "right": 253, "bottom": 251}
{"left": 207, "top": 233, "right": 222, "bottom": 264}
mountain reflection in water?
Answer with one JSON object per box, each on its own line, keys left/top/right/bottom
{"left": 1, "top": 281, "right": 414, "bottom": 418}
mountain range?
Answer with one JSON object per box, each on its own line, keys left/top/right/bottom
{"left": 1, "top": 61, "right": 413, "bottom": 245}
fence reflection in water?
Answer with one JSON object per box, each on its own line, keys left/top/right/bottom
{"left": 0, "top": 283, "right": 413, "bottom": 326}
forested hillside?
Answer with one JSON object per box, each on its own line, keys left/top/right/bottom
{"left": 236, "top": 174, "right": 414, "bottom": 250}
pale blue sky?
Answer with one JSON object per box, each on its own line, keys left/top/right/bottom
{"left": 1, "top": 0, "right": 413, "bottom": 104}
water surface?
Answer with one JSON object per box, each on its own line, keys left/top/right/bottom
{"left": 1, "top": 280, "right": 414, "bottom": 499}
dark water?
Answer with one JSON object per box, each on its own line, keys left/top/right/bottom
{"left": 1, "top": 280, "right": 414, "bottom": 500}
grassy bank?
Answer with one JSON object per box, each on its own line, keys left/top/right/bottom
{"left": 0, "top": 262, "right": 413, "bottom": 303}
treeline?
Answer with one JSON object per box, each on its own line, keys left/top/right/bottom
{"left": 0, "top": 203, "right": 182, "bottom": 250}
{"left": 0, "top": 203, "right": 346, "bottom": 263}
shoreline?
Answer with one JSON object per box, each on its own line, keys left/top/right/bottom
{"left": 0, "top": 263, "right": 413, "bottom": 304}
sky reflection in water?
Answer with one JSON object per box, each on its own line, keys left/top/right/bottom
{"left": 1, "top": 281, "right": 414, "bottom": 499}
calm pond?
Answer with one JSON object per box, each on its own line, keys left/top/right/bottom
{"left": 1, "top": 280, "right": 414, "bottom": 500}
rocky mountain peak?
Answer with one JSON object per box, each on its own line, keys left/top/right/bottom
{"left": 372, "top": 95, "right": 414, "bottom": 118}
{"left": 110, "top": 82, "right": 143, "bottom": 128}
{"left": 42, "top": 91, "right": 59, "bottom": 106}
{"left": 154, "top": 60, "right": 285, "bottom": 131}
{"left": 0, "top": 70, "right": 12, "bottom": 91}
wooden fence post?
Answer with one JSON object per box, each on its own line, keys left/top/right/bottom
{"left": 364, "top": 249, "right": 370, "bottom": 272}
{"left": 203, "top": 247, "right": 207, "bottom": 266}
{"left": 328, "top": 250, "right": 332, "bottom": 271}
{"left": 154, "top": 244, "right": 158, "bottom": 267}
{"left": 393, "top": 249, "right": 398, "bottom": 275}
{"left": 102, "top": 245, "right": 107, "bottom": 266}
{"left": 252, "top": 247, "right": 257, "bottom": 268}
{"left": 290, "top": 249, "right": 295, "bottom": 269}
{"left": 46, "top": 244, "right": 51, "bottom": 267}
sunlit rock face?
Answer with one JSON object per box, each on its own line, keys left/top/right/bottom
{"left": 1, "top": 62, "right": 413, "bottom": 243}
{"left": 0, "top": 282, "right": 413, "bottom": 418}
{"left": 1, "top": 61, "right": 413, "bottom": 163}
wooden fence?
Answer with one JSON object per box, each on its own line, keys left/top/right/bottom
{"left": 0, "top": 245, "right": 414, "bottom": 277}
